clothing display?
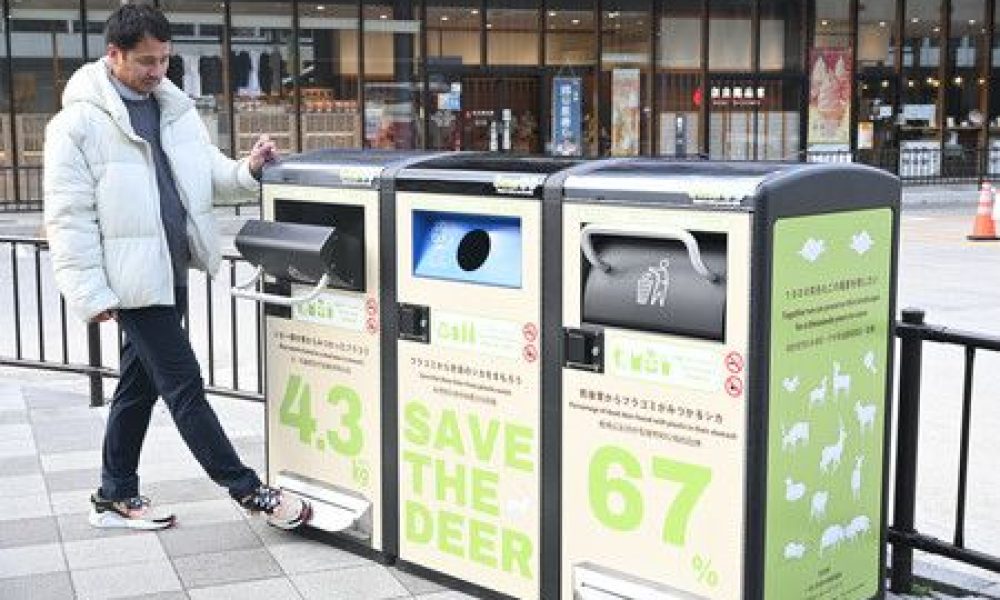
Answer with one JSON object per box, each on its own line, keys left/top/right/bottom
{"left": 181, "top": 54, "right": 201, "bottom": 99}
{"left": 199, "top": 55, "right": 224, "bottom": 95}
{"left": 166, "top": 55, "right": 184, "bottom": 89}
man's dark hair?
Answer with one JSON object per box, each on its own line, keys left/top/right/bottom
{"left": 105, "top": 2, "right": 171, "bottom": 50}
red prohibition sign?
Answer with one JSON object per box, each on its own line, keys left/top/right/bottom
{"left": 725, "top": 351, "right": 744, "bottom": 374}
{"left": 725, "top": 375, "right": 744, "bottom": 398}
{"left": 523, "top": 344, "right": 538, "bottom": 363}
{"left": 365, "top": 297, "right": 378, "bottom": 315}
{"left": 523, "top": 322, "right": 538, "bottom": 343}
{"left": 366, "top": 316, "right": 379, "bottom": 334}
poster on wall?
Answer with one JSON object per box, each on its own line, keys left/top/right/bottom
{"left": 808, "top": 48, "right": 852, "bottom": 146}
{"left": 612, "top": 68, "right": 641, "bottom": 156}
{"left": 551, "top": 76, "right": 583, "bottom": 156}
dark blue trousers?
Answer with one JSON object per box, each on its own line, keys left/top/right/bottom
{"left": 100, "top": 287, "right": 260, "bottom": 501}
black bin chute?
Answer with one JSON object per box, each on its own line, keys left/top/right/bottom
{"left": 231, "top": 219, "right": 363, "bottom": 306}
{"left": 580, "top": 224, "right": 727, "bottom": 341}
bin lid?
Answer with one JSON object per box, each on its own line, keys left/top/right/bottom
{"left": 396, "top": 153, "right": 583, "bottom": 198}
{"left": 261, "top": 149, "right": 443, "bottom": 188}
{"left": 563, "top": 159, "right": 800, "bottom": 208}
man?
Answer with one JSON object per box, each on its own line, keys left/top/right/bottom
{"left": 43, "top": 3, "right": 309, "bottom": 531}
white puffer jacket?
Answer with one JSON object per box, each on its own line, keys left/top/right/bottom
{"left": 43, "top": 59, "right": 258, "bottom": 322}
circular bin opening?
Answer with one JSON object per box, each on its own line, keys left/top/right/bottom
{"left": 457, "top": 229, "right": 491, "bottom": 271}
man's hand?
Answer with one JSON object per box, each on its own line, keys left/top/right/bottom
{"left": 91, "top": 310, "right": 117, "bottom": 323}
{"left": 249, "top": 134, "right": 278, "bottom": 177}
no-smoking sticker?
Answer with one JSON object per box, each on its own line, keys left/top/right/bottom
{"left": 366, "top": 316, "right": 379, "bottom": 334}
{"left": 523, "top": 322, "right": 538, "bottom": 343}
{"left": 523, "top": 344, "right": 538, "bottom": 363}
{"left": 365, "top": 297, "right": 378, "bottom": 315}
{"left": 725, "top": 375, "right": 743, "bottom": 397}
{"left": 725, "top": 351, "right": 744, "bottom": 374}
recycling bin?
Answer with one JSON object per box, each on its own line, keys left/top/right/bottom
{"left": 392, "top": 155, "right": 581, "bottom": 599}
{"left": 232, "top": 150, "right": 440, "bottom": 560}
{"left": 549, "top": 160, "right": 899, "bottom": 600}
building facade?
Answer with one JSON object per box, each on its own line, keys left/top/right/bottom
{"left": 2, "top": 0, "right": 999, "bottom": 207}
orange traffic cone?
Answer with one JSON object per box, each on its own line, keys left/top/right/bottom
{"left": 968, "top": 182, "right": 999, "bottom": 241}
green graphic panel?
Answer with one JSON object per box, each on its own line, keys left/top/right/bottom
{"left": 765, "top": 208, "right": 893, "bottom": 600}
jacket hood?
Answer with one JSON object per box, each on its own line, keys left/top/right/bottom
{"left": 61, "top": 59, "right": 194, "bottom": 127}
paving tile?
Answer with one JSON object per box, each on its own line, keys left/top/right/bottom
{"left": 159, "top": 498, "right": 244, "bottom": 528}
{"left": 158, "top": 520, "right": 262, "bottom": 558}
{"left": 41, "top": 449, "right": 102, "bottom": 472}
{"left": 49, "top": 488, "right": 92, "bottom": 516}
{"left": 114, "top": 593, "right": 189, "bottom": 600}
{"left": 0, "top": 542, "right": 65, "bottom": 578}
{"left": 0, "top": 439, "right": 37, "bottom": 459}
{"left": 0, "top": 391, "right": 26, "bottom": 412}
{"left": 0, "top": 424, "right": 33, "bottom": 443}
{"left": 0, "top": 571, "right": 74, "bottom": 600}
{"left": 31, "top": 405, "right": 105, "bottom": 424}
{"left": 188, "top": 577, "right": 302, "bottom": 600}
{"left": 0, "top": 454, "right": 41, "bottom": 476}
{"left": 71, "top": 559, "right": 182, "bottom": 600}
{"left": 293, "top": 565, "right": 410, "bottom": 600}
{"left": 144, "top": 478, "right": 226, "bottom": 505}
{"left": 58, "top": 513, "right": 140, "bottom": 543}
{"left": 246, "top": 516, "right": 311, "bottom": 548}
{"left": 22, "top": 387, "right": 89, "bottom": 410}
{"left": 44, "top": 467, "right": 101, "bottom": 493}
{"left": 172, "top": 547, "right": 282, "bottom": 589}
{"left": 64, "top": 532, "right": 167, "bottom": 570}
{"left": 0, "top": 492, "right": 52, "bottom": 521}
{"left": 413, "top": 592, "right": 480, "bottom": 600}
{"left": 391, "top": 566, "right": 449, "bottom": 596}
{"left": 32, "top": 426, "right": 104, "bottom": 454}
{"left": 0, "top": 409, "right": 28, "bottom": 425}
{"left": 0, "top": 516, "right": 60, "bottom": 549}
{"left": 267, "top": 540, "right": 371, "bottom": 575}
{"left": 0, "top": 473, "right": 46, "bottom": 498}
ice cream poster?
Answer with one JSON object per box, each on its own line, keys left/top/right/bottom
{"left": 808, "top": 48, "right": 852, "bottom": 145}
{"left": 611, "top": 68, "right": 641, "bottom": 156}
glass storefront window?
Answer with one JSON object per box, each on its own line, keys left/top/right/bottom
{"left": 989, "top": 0, "right": 1000, "bottom": 175}
{"left": 760, "top": 0, "right": 804, "bottom": 160}
{"left": 427, "top": 0, "right": 481, "bottom": 67}
{"left": 230, "top": 1, "right": 296, "bottom": 154}
{"left": 944, "top": 0, "right": 986, "bottom": 158}
{"left": 708, "top": 0, "right": 751, "bottom": 159}
{"left": 901, "top": 0, "right": 943, "bottom": 177}
{"left": 545, "top": 0, "right": 595, "bottom": 67}
{"left": 158, "top": 1, "right": 229, "bottom": 155}
{"left": 297, "top": 2, "right": 361, "bottom": 152}
{"left": 0, "top": 8, "right": 9, "bottom": 205}
{"left": 10, "top": 0, "right": 82, "bottom": 204}
{"left": 657, "top": 0, "right": 701, "bottom": 156}
{"left": 363, "top": 2, "right": 422, "bottom": 150}
{"left": 601, "top": 0, "right": 651, "bottom": 156}
{"left": 857, "top": 0, "right": 898, "bottom": 169}
{"left": 488, "top": 0, "right": 539, "bottom": 66}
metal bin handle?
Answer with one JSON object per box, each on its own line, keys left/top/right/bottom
{"left": 229, "top": 266, "right": 331, "bottom": 307}
{"left": 579, "top": 224, "right": 722, "bottom": 283}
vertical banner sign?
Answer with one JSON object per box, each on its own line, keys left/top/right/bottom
{"left": 611, "top": 68, "right": 641, "bottom": 156}
{"left": 765, "top": 208, "right": 892, "bottom": 600}
{"left": 808, "top": 48, "right": 853, "bottom": 146}
{"left": 551, "top": 76, "right": 583, "bottom": 156}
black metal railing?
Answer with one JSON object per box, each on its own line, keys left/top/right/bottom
{"left": 0, "top": 235, "right": 264, "bottom": 405}
{"left": 889, "top": 308, "right": 1000, "bottom": 591}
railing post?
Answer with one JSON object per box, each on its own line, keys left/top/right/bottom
{"left": 891, "top": 308, "right": 926, "bottom": 593}
{"left": 87, "top": 321, "right": 104, "bottom": 408}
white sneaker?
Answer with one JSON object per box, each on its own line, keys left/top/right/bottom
{"left": 88, "top": 492, "right": 176, "bottom": 531}
{"left": 238, "top": 485, "right": 311, "bottom": 530}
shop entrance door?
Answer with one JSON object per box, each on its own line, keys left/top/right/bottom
{"left": 460, "top": 75, "right": 541, "bottom": 153}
